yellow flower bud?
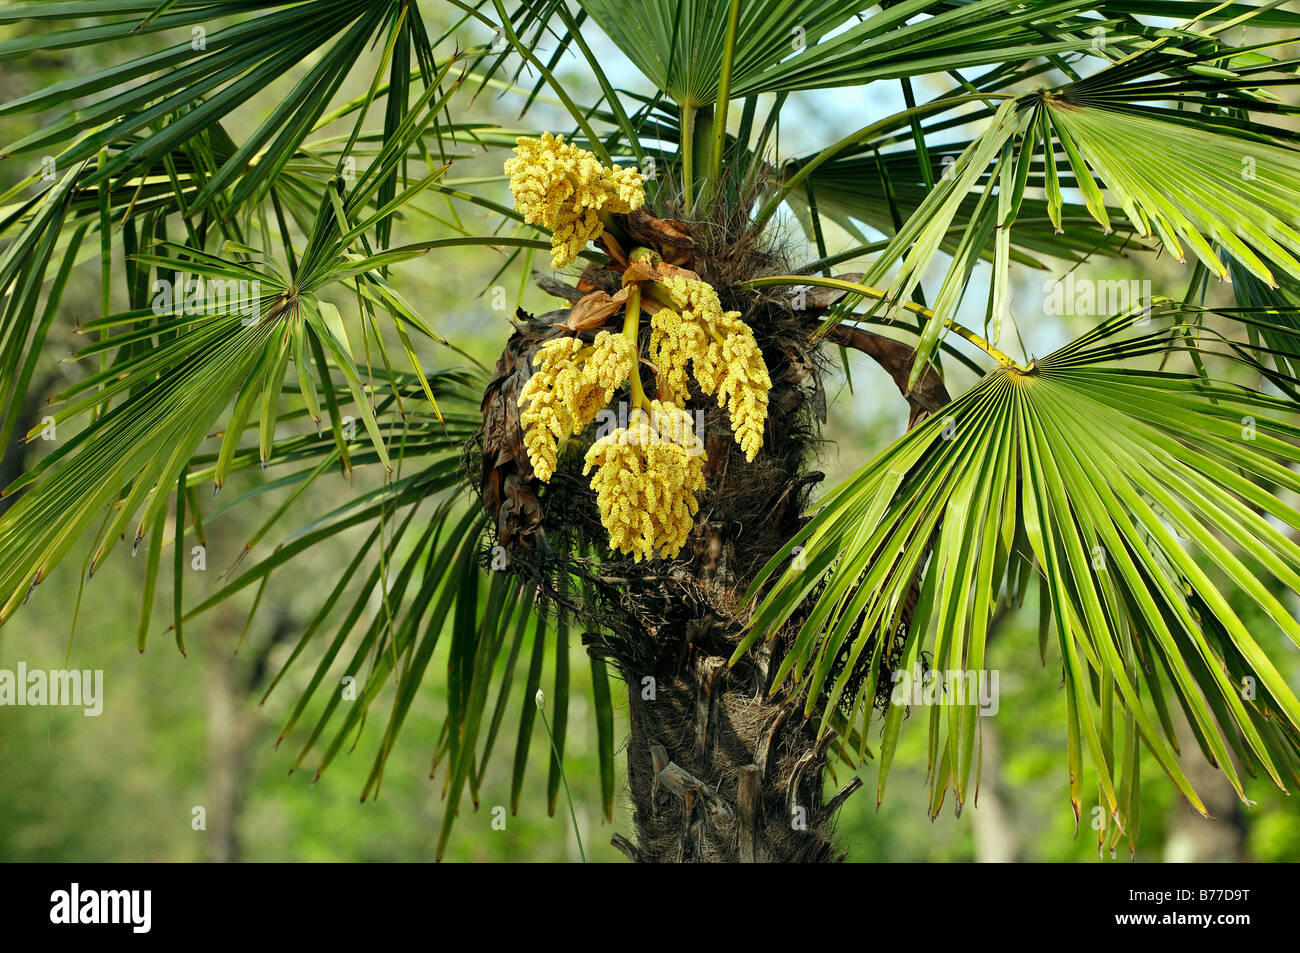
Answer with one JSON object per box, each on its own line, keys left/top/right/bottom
{"left": 504, "top": 133, "right": 645, "bottom": 268}
{"left": 649, "top": 276, "right": 770, "bottom": 460}
{"left": 518, "top": 331, "right": 637, "bottom": 482}
{"left": 583, "top": 401, "right": 706, "bottom": 560}
{"left": 518, "top": 337, "right": 582, "bottom": 482}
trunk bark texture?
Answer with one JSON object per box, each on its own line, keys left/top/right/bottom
{"left": 618, "top": 646, "right": 849, "bottom": 862}
{"left": 479, "top": 234, "right": 949, "bottom": 863}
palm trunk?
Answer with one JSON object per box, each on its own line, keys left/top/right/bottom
{"left": 617, "top": 652, "right": 847, "bottom": 862}
{"left": 480, "top": 235, "right": 948, "bottom": 863}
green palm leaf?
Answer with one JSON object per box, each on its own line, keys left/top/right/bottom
{"left": 3, "top": 0, "right": 1300, "bottom": 861}
{"left": 740, "top": 304, "right": 1300, "bottom": 826}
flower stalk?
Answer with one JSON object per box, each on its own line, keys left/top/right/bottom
{"left": 623, "top": 283, "right": 648, "bottom": 411}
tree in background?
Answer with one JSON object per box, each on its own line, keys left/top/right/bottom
{"left": 2, "top": 1, "right": 1300, "bottom": 863}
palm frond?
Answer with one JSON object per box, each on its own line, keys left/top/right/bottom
{"left": 740, "top": 304, "right": 1300, "bottom": 830}
{"left": 789, "top": 59, "right": 1300, "bottom": 386}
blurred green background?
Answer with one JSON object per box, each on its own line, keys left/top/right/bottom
{"left": 1, "top": 10, "right": 1298, "bottom": 863}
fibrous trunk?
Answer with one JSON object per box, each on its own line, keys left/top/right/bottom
{"left": 619, "top": 649, "right": 854, "bottom": 862}
{"left": 477, "top": 222, "right": 940, "bottom": 863}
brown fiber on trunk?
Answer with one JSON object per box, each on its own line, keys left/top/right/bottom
{"left": 475, "top": 210, "right": 948, "bottom": 862}
{"left": 620, "top": 655, "right": 848, "bottom": 862}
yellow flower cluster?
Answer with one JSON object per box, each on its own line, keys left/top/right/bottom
{"left": 646, "top": 301, "right": 704, "bottom": 404}
{"left": 518, "top": 331, "right": 636, "bottom": 481}
{"left": 649, "top": 276, "right": 771, "bottom": 461}
{"left": 583, "top": 401, "right": 706, "bottom": 561}
{"left": 505, "top": 141, "right": 771, "bottom": 560}
{"left": 504, "top": 133, "right": 645, "bottom": 268}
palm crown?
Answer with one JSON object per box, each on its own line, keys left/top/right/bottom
{"left": 2, "top": 0, "right": 1300, "bottom": 860}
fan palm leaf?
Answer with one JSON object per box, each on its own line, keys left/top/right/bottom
{"left": 2, "top": 0, "right": 1300, "bottom": 860}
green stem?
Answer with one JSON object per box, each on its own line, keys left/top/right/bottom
{"left": 596, "top": 207, "right": 628, "bottom": 245}
{"left": 945, "top": 320, "right": 1025, "bottom": 371}
{"left": 623, "top": 283, "right": 649, "bottom": 410}
{"left": 538, "top": 702, "right": 587, "bottom": 863}
{"left": 646, "top": 279, "right": 685, "bottom": 312}
{"left": 710, "top": 0, "right": 742, "bottom": 190}
{"left": 743, "top": 274, "right": 1029, "bottom": 370}
{"left": 693, "top": 104, "right": 713, "bottom": 207}
{"left": 680, "top": 104, "right": 697, "bottom": 213}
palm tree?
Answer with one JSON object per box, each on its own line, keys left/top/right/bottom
{"left": 2, "top": 0, "right": 1300, "bottom": 863}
